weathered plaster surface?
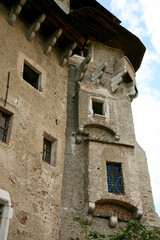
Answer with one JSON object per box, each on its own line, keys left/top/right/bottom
{"left": 0, "top": 3, "right": 159, "bottom": 240}
{"left": 0, "top": 5, "right": 67, "bottom": 240}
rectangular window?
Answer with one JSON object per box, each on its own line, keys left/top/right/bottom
{"left": 42, "top": 135, "right": 57, "bottom": 166}
{"left": 43, "top": 138, "right": 51, "bottom": 164}
{"left": 106, "top": 163, "right": 123, "bottom": 194}
{"left": 92, "top": 101, "right": 104, "bottom": 115}
{"left": 0, "top": 111, "right": 9, "bottom": 143}
{"left": 23, "top": 62, "right": 41, "bottom": 90}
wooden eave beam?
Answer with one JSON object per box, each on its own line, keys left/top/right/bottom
{"left": 28, "top": 0, "right": 85, "bottom": 48}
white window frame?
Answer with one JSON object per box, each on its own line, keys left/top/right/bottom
{"left": 0, "top": 189, "right": 13, "bottom": 240}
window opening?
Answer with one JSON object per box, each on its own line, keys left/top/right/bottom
{"left": 0, "top": 205, "right": 3, "bottom": 225}
{"left": 23, "top": 63, "right": 40, "bottom": 89}
{"left": 73, "top": 44, "right": 90, "bottom": 57}
{"left": 92, "top": 101, "right": 104, "bottom": 115}
{"left": 0, "top": 111, "right": 9, "bottom": 143}
{"left": 106, "top": 163, "right": 123, "bottom": 194}
{"left": 43, "top": 138, "right": 52, "bottom": 164}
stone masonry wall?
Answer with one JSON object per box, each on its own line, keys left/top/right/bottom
{"left": 0, "top": 5, "right": 68, "bottom": 240}
{"left": 54, "top": 0, "right": 70, "bottom": 13}
{"left": 60, "top": 42, "right": 159, "bottom": 239}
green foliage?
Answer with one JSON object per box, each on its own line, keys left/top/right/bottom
{"left": 70, "top": 217, "right": 160, "bottom": 240}
{"left": 70, "top": 217, "right": 105, "bottom": 240}
{"left": 109, "top": 220, "right": 160, "bottom": 240}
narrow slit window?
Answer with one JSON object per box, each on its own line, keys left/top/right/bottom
{"left": 106, "top": 163, "right": 123, "bottom": 194}
{"left": 42, "top": 136, "right": 57, "bottom": 166}
{"left": 23, "top": 63, "right": 40, "bottom": 89}
{"left": 43, "top": 138, "right": 52, "bottom": 164}
{"left": 92, "top": 101, "right": 104, "bottom": 115}
{"left": 0, "top": 111, "right": 9, "bottom": 143}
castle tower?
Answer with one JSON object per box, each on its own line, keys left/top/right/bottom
{"left": 0, "top": 0, "right": 159, "bottom": 239}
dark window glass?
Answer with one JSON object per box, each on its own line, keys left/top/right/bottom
{"left": 43, "top": 138, "right": 51, "bottom": 164}
{"left": 92, "top": 102, "right": 104, "bottom": 115}
{"left": 0, "top": 111, "right": 9, "bottom": 143}
{"left": 106, "top": 163, "right": 123, "bottom": 194}
{"left": 23, "top": 63, "right": 40, "bottom": 89}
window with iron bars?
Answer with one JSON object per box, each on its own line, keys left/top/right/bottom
{"left": 106, "top": 163, "right": 123, "bottom": 194}
{"left": 0, "top": 111, "right": 10, "bottom": 143}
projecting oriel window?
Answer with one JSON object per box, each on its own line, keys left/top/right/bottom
{"left": 42, "top": 136, "right": 57, "bottom": 166}
{"left": 106, "top": 163, "right": 123, "bottom": 194}
{"left": 0, "top": 111, "right": 9, "bottom": 143}
{"left": 23, "top": 62, "right": 41, "bottom": 90}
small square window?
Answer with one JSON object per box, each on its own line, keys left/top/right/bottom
{"left": 92, "top": 101, "right": 104, "bottom": 116}
{"left": 23, "top": 63, "right": 41, "bottom": 90}
{"left": 0, "top": 111, "right": 10, "bottom": 143}
{"left": 42, "top": 136, "right": 57, "bottom": 166}
{"left": 106, "top": 163, "right": 123, "bottom": 194}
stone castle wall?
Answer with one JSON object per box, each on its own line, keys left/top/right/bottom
{"left": 0, "top": 2, "right": 159, "bottom": 240}
{"left": 60, "top": 42, "right": 160, "bottom": 239}
{"left": 0, "top": 4, "right": 68, "bottom": 240}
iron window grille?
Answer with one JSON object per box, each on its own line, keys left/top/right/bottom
{"left": 0, "top": 111, "right": 9, "bottom": 143}
{"left": 106, "top": 163, "right": 123, "bottom": 194}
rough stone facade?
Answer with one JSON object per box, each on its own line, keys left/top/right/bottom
{"left": 0, "top": 1, "right": 159, "bottom": 240}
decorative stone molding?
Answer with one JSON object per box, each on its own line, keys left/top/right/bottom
{"left": 0, "top": 189, "right": 13, "bottom": 240}
{"left": 43, "top": 28, "right": 62, "bottom": 55}
{"left": 91, "top": 62, "right": 107, "bottom": 85}
{"left": 93, "top": 198, "right": 143, "bottom": 226}
{"left": 75, "top": 54, "right": 92, "bottom": 81}
{"left": 111, "top": 56, "right": 137, "bottom": 99}
{"left": 27, "top": 14, "right": 46, "bottom": 41}
{"left": 8, "top": 0, "right": 27, "bottom": 25}
{"left": 60, "top": 42, "right": 77, "bottom": 66}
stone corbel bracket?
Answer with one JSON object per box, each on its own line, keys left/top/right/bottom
{"left": 27, "top": 13, "right": 46, "bottom": 41}
{"left": 75, "top": 54, "right": 92, "bottom": 82}
{"left": 76, "top": 126, "right": 89, "bottom": 144}
{"left": 111, "top": 56, "right": 137, "bottom": 99}
{"left": 86, "top": 202, "right": 95, "bottom": 225}
{"left": 44, "top": 28, "right": 62, "bottom": 55}
{"left": 133, "top": 208, "right": 143, "bottom": 220}
{"left": 109, "top": 216, "right": 118, "bottom": 228}
{"left": 91, "top": 62, "right": 107, "bottom": 86}
{"left": 60, "top": 42, "right": 77, "bottom": 66}
{"left": 8, "top": 0, "right": 27, "bottom": 25}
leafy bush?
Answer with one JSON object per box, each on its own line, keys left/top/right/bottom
{"left": 70, "top": 217, "right": 160, "bottom": 240}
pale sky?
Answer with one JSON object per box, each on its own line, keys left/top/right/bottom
{"left": 97, "top": 0, "right": 160, "bottom": 216}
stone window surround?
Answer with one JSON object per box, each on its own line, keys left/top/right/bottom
{"left": 0, "top": 189, "right": 13, "bottom": 240}
{"left": 89, "top": 96, "right": 109, "bottom": 121}
{"left": 17, "top": 51, "right": 46, "bottom": 93}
